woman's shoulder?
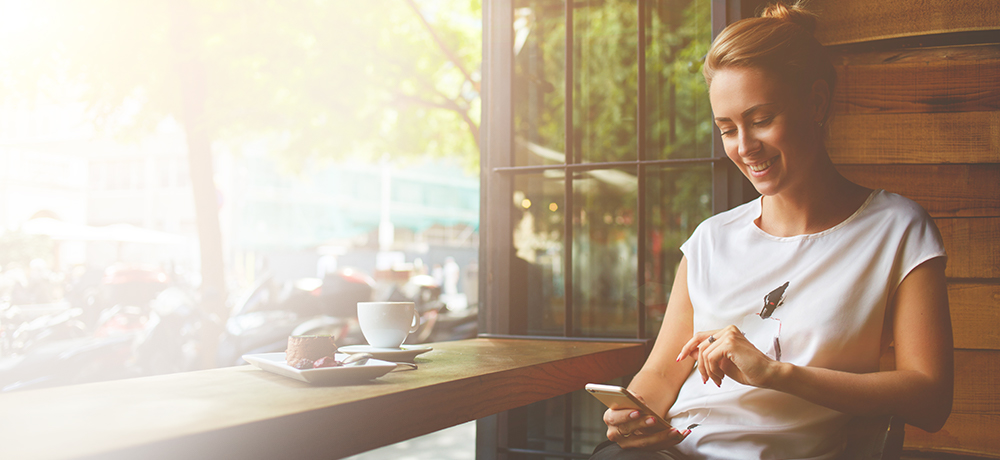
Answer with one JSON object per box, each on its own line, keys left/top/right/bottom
{"left": 683, "top": 197, "right": 759, "bottom": 248}
{"left": 855, "top": 190, "right": 944, "bottom": 255}
{"left": 701, "top": 197, "right": 760, "bottom": 230}
{"left": 863, "top": 189, "right": 935, "bottom": 224}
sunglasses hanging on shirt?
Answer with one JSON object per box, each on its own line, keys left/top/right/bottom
{"left": 740, "top": 281, "right": 789, "bottom": 361}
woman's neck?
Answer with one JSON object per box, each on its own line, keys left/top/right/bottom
{"left": 757, "top": 161, "right": 872, "bottom": 237}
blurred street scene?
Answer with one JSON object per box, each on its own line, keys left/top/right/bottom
{"left": 0, "top": 0, "right": 481, "bottom": 392}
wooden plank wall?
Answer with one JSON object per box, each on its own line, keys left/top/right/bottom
{"left": 811, "top": 0, "right": 1000, "bottom": 457}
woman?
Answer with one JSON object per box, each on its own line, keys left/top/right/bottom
{"left": 591, "top": 2, "right": 953, "bottom": 459}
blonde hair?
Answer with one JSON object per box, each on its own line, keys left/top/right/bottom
{"left": 703, "top": 2, "right": 836, "bottom": 119}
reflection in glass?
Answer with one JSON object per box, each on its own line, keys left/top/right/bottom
{"left": 645, "top": 0, "right": 712, "bottom": 160}
{"left": 512, "top": 173, "right": 565, "bottom": 335}
{"left": 643, "top": 164, "right": 712, "bottom": 337}
{"left": 525, "top": 380, "right": 630, "bottom": 455}
{"left": 574, "top": 0, "right": 638, "bottom": 164}
{"left": 510, "top": 0, "right": 714, "bottom": 455}
{"left": 572, "top": 167, "right": 638, "bottom": 337}
{"left": 513, "top": 0, "right": 566, "bottom": 167}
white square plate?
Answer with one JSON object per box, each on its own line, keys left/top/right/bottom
{"left": 242, "top": 352, "right": 397, "bottom": 385}
{"left": 338, "top": 344, "right": 433, "bottom": 363}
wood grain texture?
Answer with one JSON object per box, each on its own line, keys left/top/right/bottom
{"left": 0, "top": 338, "right": 646, "bottom": 460}
{"left": 832, "top": 56, "right": 1000, "bottom": 115}
{"left": 827, "top": 111, "right": 1000, "bottom": 164}
{"left": 829, "top": 44, "right": 1000, "bottom": 67}
{"left": 937, "top": 218, "right": 1000, "bottom": 279}
{"left": 904, "top": 413, "right": 1000, "bottom": 458}
{"left": 949, "top": 283, "right": 1000, "bottom": 350}
{"left": 951, "top": 350, "right": 1000, "bottom": 415}
{"left": 882, "top": 262, "right": 1000, "bottom": 351}
{"left": 836, "top": 165, "right": 1000, "bottom": 218}
{"left": 810, "top": 0, "right": 1000, "bottom": 46}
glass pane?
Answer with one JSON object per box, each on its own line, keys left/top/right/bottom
{"left": 643, "top": 163, "right": 712, "bottom": 337}
{"left": 514, "top": 0, "right": 567, "bottom": 167}
{"left": 645, "top": 0, "right": 712, "bottom": 159}
{"left": 513, "top": 173, "right": 566, "bottom": 335}
{"left": 572, "top": 166, "right": 638, "bottom": 337}
{"left": 525, "top": 393, "right": 570, "bottom": 455}
{"left": 575, "top": 0, "right": 638, "bottom": 164}
{"left": 523, "top": 376, "right": 630, "bottom": 457}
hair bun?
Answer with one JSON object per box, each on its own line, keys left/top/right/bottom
{"left": 761, "top": 1, "right": 818, "bottom": 35}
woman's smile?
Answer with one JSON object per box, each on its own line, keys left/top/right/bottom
{"left": 710, "top": 67, "right": 822, "bottom": 197}
{"left": 747, "top": 157, "right": 777, "bottom": 174}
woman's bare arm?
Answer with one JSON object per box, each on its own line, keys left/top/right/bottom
{"left": 627, "top": 257, "right": 696, "bottom": 416}
{"left": 678, "top": 257, "right": 953, "bottom": 432}
{"left": 768, "top": 257, "right": 953, "bottom": 431}
{"left": 603, "top": 258, "right": 697, "bottom": 449}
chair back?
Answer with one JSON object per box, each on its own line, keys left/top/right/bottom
{"left": 840, "top": 416, "right": 905, "bottom": 460}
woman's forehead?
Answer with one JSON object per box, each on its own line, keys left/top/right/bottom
{"left": 710, "top": 67, "right": 788, "bottom": 116}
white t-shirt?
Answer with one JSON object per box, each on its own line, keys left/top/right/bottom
{"left": 668, "top": 189, "right": 946, "bottom": 460}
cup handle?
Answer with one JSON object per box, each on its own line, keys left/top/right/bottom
{"left": 409, "top": 310, "right": 420, "bottom": 333}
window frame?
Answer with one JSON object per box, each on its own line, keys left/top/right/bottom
{"left": 480, "top": 0, "right": 755, "bottom": 340}
{"left": 476, "top": 0, "right": 760, "bottom": 458}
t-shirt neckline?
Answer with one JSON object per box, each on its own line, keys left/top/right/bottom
{"left": 750, "top": 189, "right": 882, "bottom": 241}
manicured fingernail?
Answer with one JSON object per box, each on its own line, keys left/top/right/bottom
{"left": 645, "top": 417, "right": 655, "bottom": 426}
{"left": 684, "top": 429, "right": 692, "bottom": 436}
{"left": 715, "top": 380, "right": 721, "bottom": 388}
{"left": 630, "top": 411, "right": 640, "bottom": 419}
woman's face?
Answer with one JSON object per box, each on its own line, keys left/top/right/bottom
{"left": 709, "top": 66, "right": 823, "bottom": 197}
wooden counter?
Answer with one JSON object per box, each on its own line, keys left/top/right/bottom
{"left": 0, "top": 337, "right": 646, "bottom": 460}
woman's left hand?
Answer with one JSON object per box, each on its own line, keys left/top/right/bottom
{"left": 676, "top": 325, "right": 783, "bottom": 389}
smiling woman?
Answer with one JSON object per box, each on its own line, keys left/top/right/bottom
{"left": 708, "top": 66, "right": 851, "bottom": 222}
{"left": 592, "top": 2, "right": 953, "bottom": 459}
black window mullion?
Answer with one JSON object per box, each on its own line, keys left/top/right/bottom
{"left": 563, "top": 0, "right": 574, "bottom": 338}
{"left": 636, "top": 0, "right": 647, "bottom": 340}
{"left": 493, "top": 157, "right": 723, "bottom": 175}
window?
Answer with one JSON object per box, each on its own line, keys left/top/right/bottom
{"left": 479, "top": 0, "right": 758, "bottom": 458}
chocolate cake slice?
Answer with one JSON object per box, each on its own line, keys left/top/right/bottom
{"left": 285, "top": 335, "right": 338, "bottom": 368}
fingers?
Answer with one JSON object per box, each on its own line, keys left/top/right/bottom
{"left": 604, "top": 409, "right": 691, "bottom": 449}
{"left": 603, "top": 407, "right": 641, "bottom": 427}
{"left": 676, "top": 330, "right": 715, "bottom": 362}
{"left": 604, "top": 408, "right": 646, "bottom": 443}
{"left": 707, "top": 326, "right": 744, "bottom": 386}
{"left": 616, "top": 425, "right": 691, "bottom": 450}
{"left": 701, "top": 344, "right": 728, "bottom": 387}
{"left": 685, "top": 325, "right": 744, "bottom": 387}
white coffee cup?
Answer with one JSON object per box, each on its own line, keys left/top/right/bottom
{"left": 357, "top": 301, "right": 420, "bottom": 348}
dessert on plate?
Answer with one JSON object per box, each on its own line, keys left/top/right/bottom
{"left": 285, "top": 335, "right": 342, "bottom": 369}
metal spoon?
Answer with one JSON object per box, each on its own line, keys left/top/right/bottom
{"left": 393, "top": 362, "right": 418, "bottom": 371}
{"left": 342, "top": 352, "right": 373, "bottom": 366}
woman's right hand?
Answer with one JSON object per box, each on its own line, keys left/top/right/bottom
{"left": 603, "top": 405, "right": 690, "bottom": 450}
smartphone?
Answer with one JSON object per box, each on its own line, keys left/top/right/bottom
{"left": 585, "top": 383, "right": 672, "bottom": 429}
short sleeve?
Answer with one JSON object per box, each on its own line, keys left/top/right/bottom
{"left": 889, "top": 197, "right": 947, "bottom": 296}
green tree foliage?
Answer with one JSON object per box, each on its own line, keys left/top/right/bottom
{"left": 510, "top": 0, "right": 713, "bottom": 336}
{"left": 1, "top": 0, "right": 482, "bottom": 166}
{"left": 512, "top": 0, "right": 712, "bottom": 236}
{"left": 0, "top": 0, "right": 483, "bottom": 317}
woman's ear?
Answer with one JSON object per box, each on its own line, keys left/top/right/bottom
{"left": 810, "top": 79, "right": 831, "bottom": 125}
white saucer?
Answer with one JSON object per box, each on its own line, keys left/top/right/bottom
{"left": 339, "top": 344, "right": 433, "bottom": 362}
{"left": 242, "top": 353, "right": 396, "bottom": 385}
